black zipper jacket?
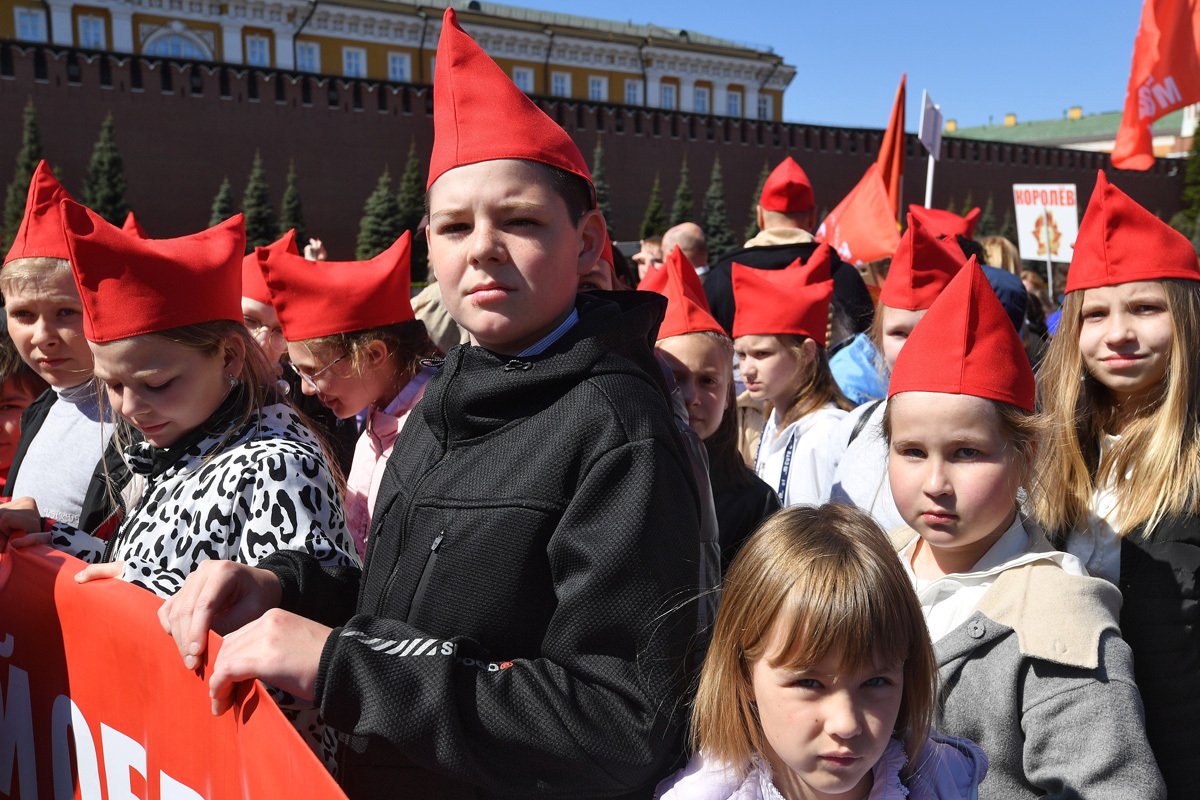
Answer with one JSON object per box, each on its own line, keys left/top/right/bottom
{"left": 262, "top": 291, "right": 718, "bottom": 799}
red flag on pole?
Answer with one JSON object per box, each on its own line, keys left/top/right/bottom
{"left": 815, "top": 163, "right": 901, "bottom": 265}
{"left": 877, "top": 74, "right": 907, "bottom": 220}
{"left": 1112, "top": 0, "right": 1200, "bottom": 170}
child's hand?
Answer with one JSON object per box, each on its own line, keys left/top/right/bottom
{"left": 0, "top": 505, "right": 44, "bottom": 552}
{"left": 74, "top": 560, "right": 124, "bottom": 583}
{"left": 208, "top": 608, "right": 329, "bottom": 716}
{"left": 158, "top": 560, "right": 283, "bottom": 672}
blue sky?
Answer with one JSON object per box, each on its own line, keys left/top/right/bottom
{"left": 509, "top": 0, "right": 1143, "bottom": 131}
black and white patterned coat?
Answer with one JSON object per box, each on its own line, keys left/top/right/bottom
{"left": 50, "top": 401, "right": 359, "bottom": 598}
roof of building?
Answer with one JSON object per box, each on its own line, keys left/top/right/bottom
{"left": 949, "top": 108, "right": 1185, "bottom": 145}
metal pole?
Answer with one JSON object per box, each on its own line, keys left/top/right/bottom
{"left": 1044, "top": 206, "right": 1054, "bottom": 299}
{"left": 924, "top": 154, "right": 935, "bottom": 209}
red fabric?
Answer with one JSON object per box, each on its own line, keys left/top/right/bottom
{"left": 0, "top": 545, "right": 347, "bottom": 798}
{"left": 1066, "top": 169, "right": 1200, "bottom": 292}
{"left": 1113, "top": 0, "right": 1200, "bottom": 170}
{"left": 654, "top": 246, "right": 722, "bottom": 340}
{"left": 759, "top": 156, "right": 814, "bottom": 213}
{"left": 816, "top": 163, "right": 900, "bottom": 265}
{"left": 732, "top": 243, "right": 834, "bottom": 346}
{"left": 637, "top": 262, "right": 668, "bottom": 294}
{"left": 261, "top": 231, "right": 414, "bottom": 341}
{"left": 888, "top": 257, "right": 1035, "bottom": 412}
{"left": 427, "top": 8, "right": 591, "bottom": 191}
{"left": 879, "top": 213, "right": 968, "bottom": 310}
{"left": 4, "top": 161, "right": 73, "bottom": 264}
{"left": 906, "top": 205, "right": 981, "bottom": 239}
{"left": 61, "top": 200, "right": 245, "bottom": 342}
{"left": 242, "top": 229, "right": 299, "bottom": 305}
{"left": 877, "top": 74, "right": 906, "bottom": 220}
{"left": 122, "top": 211, "right": 149, "bottom": 238}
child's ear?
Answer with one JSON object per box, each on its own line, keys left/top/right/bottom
{"left": 222, "top": 334, "right": 247, "bottom": 378}
{"left": 575, "top": 209, "right": 606, "bottom": 277}
{"left": 364, "top": 339, "right": 390, "bottom": 369}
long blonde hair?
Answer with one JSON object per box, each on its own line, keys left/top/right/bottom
{"left": 690, "top": 504, "right": 936, "bottom": 778}
{"left": 771, "top": 334, "right": 853, "bottom": 427}
{"left": 1033, "top": 279, "right": 1200, "bottom": 539}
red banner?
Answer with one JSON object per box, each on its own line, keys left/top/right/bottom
{"left": 877, "top": 74, "right": 906, "bottom": 221}
{"left": 816, "top": 163, "right": 901, "bottom": 265}
{"left": 1112, "top": 0, "right": 1200, "bottom": 170}
{"left": 0, "top": 545, "right": 346, "bottom": 799}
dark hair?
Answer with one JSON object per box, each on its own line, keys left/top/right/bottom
{"left": 299, "top": 319, "right": 437, "bottom": 385}
{"left": 609, "top": 247, "right": 638, "bottom": 290}
{"left": 954, "top": 234, "right": 986, "bottom": 263}
{"left": 425, "top": 160, "right": 596, "bottom": 223}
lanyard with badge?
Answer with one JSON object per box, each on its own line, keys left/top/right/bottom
{"left": 755, "top": 418, "right": 798, "bottom": 499}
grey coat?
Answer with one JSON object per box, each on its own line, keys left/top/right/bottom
{"left": 893, "top": 529, "right": 1166, "bottom": 800}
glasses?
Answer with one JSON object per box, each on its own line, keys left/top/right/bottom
{"left": 243, "top": 316, "right": 286, "bottom": 349}
{"left": 288, "top": 355, "right": 347, "bottom": 392}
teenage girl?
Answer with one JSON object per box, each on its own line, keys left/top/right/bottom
{"left": 258, "top": 231, "right": 438, "bottom": 559}
{"left": 1033, "top": 171, "right": 1200, "bottom": 797}
{"left": 819, "top": 217, "right": 967, "bottom": 529}
{"left": 656, "top": 502, "right": 987, "bottom": 799}
{"left": 651, "top": 247, "right": 779, "bottom": 569}
{"left": 885, "top": 257, "right": 1164, "bottom": 798}
{"left": 731, "top": 243, "right": 851, "bottom": 506}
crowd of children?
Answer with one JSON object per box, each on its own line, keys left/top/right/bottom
{"left": 0, "top": 6, "right": 1197, "bottom": 799}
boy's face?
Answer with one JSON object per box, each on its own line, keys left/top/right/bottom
{"left": 4, "top": 269, "right": 94, "bottom": 389}
{"left": 427, "top": 160, "right": 602, "bottom": 355}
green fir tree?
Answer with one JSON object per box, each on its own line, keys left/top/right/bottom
{"left": 210, "top": 177, "right": 235, "bottom": 227}
{"left": 1000, "top": 208, "right": 1017, "bottom": 243}
{"left": 1182, "top": 136, "right": 1200, "bottom": 220}
{"left": 1169, "top": 211, "right": 1195, "bottom": 241}
{"left": 241, "top": 151, "right": 276, "bottom": 252}
{"left": 744, "top": 160, "right": 770, "bottom": 241}
{"left": 81, "top": 113, "right": 129, "bottom": 225}
{"left": 277, "top": 161, "right": 307, "bottom": 244}
{"left": 978, "top": 194, "right": 997, "bottom": 237}
{"left": 1191, "top": 211, "right": 1200, "bottom": 256}
{"left": 2, "top": 99, "right": 43, "bottom": 251}
{"left": 396, "top": 141, "right": 427, "bottom": 280}
{"left": 702, "top": 157, "right": 736, "bottom": 257}
{"left": 640, "top": 174, "right": 667, "bottom": 240}
{"left": 357, "top": 166, "right": 403, "bottom": 260}
{"left": 591, "top": 137, "right": 613, "bottom": 236}
{"left": 960, "top": 191, "right": 975, "bottom": 217}
{"left": 669, "top": 155, "right": 693, "bottom": 227}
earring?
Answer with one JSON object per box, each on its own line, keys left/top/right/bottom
{"left": 226, "top": 374, "right": 238, "bottom": 388}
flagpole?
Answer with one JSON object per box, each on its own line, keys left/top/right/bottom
{"left": 924, "top": 154, "right": 935, "bottom": 209}
{"left": 1043, "top": 206, "right": 1055, "bottom": 299}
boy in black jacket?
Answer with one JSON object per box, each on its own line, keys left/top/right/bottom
{"left": 161, "top": 9, "right": 715, "bottom": 799}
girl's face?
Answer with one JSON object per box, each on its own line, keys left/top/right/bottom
{"left": 1077, "top": 281, "right": 1172, "bottom": 407}
{"left": 656, "top": 334, "right": 731, "bottom": 441}
{"left": 878, "top": 306, "right": 927, "bottom": 372}
{"left": 751, "top": 622, "right": 904, "bottom": 800}
{"left": 91, "top": 335, "right": 244, "bottom": 448}
{"left": 735, "top": 335, "right": 809, "bottom": 409}
{"left": 286, "top": 341, "right": 394, "bottom": 420}
{"left": 241, "top": 297, "right": 288, "bottom": 365}
{"left": 0, "top": 377, "right": 39, "bottom": 471}
{"left": 888, "top": 392, "right": 1023, "bottom": 577}
{"left": 4, "top": 270, "right": 94, "bottom": 389}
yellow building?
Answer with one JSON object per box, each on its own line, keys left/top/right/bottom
{"left": 1, "top": 0, "right": 793, "bottom": 120}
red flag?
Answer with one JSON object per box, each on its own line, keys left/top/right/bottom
{"left": 816, "top": 163, "right": 901, "bottom": 265}
{"left": 1112, "top": 0, "right": 1200, "bottom": 170}
{"left": 877, "top": 75, "right": 906, "bottom": 220}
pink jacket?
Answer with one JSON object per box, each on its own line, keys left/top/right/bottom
{"left": 344, "top": 367, "right": 435, "bottom": 558}
{"left": 656, "top": 734, "right": 986, "bottom": 800}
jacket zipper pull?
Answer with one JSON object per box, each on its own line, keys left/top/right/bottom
{"left": 430, "top": 532, "right": 444, "bottom": 552}
{"left": 502, "top": 359, "right": 532, "bottom": 372}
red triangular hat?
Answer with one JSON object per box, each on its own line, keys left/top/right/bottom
{"left": 654, "top": 247, "right": 722, "bottom": 340}
{"left": 427, "top": 8, "right": 591, "bottom": 191}
{"left": 879, "top": 213, "right": 968, "bottom": 310}
{"left": 1066, "top": 170, "right": 1200, "bottom": 292}
{"left": 907, "top": 204, "right": 981, "bottom": 239}
{"left": 60, "top": 200, "right": 245, "bottom": 343}
{"left": 888, "top": 257, "right": 1034, "bottom": 412}
{"left": 122, "top": 211, "right": 148, "bottom": 238}
{"left": 760, "top": 156, "right": 814, "bottom": 214}
{"left": 637, "top": 262, "right": 668, "bottom": 294}
{"left": 242, "top": 229, "right": 298, "bottom": 305}
{"left": 732, "top": 243, "right": 834, "bottom": 346}
{"left": 260, "top": 231, "right": 414, "bottom": 341}
{"left": 4, "top": 161, "right": 73, "bottom": 264}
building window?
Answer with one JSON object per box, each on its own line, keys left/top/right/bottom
{"left": 245, "top": 35, "right": 270, "bottom": 68}
{"left": 14, "top": 8, "right": 48, "bottom": 42}
{"left": 587, "top": 75, "right": 608, "bottom": 102}
{"left": 342, "top": 47, "right": 366, "bottom": 78}
{"left": 512, "top": 66, "right": 534, "bottom": 92}
{"left": 694, "top": 86, "right": 710, "bottom": 115}
{"left": 77, "top": 15, "right": 106, "bottom": 49}
{"left": 660, "top": 83, "right": 677, "bottom": 110}
{"left": 726, "top": 89, "right": 742, "bottom": 117}
{"left": 757, "top": 94, "right": 773, "bottom": 120}
{"left": 624, "top": 79, "right": 642, "bottom": 106}
{"left": 551, "top": 71, "right": 570, "bottom": 97}
{"left": 296, "top": 41, "right": 320, "bottom": 73}
{"left": 388, "top": 52, "right": 411, "bottom": 82}
{"left": 144, "top": 31, "right": 212, "bottom": 60}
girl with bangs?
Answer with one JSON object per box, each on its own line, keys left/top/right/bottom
{"left": 657, "top": 503, "right": 986, "bottom": 799}
{"left": 885, "top": 257, "right": 1163, "bottom": 798}
{"left": 1034, "top": 172, "right": 1200, "bottom": 797}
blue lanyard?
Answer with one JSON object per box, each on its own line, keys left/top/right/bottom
{"left": 756, "top": 418, "right": 798, "bottom": 499}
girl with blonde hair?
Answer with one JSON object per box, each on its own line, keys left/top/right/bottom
{"left": 657, "top": 503, "right": 986, "bottom": 799}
